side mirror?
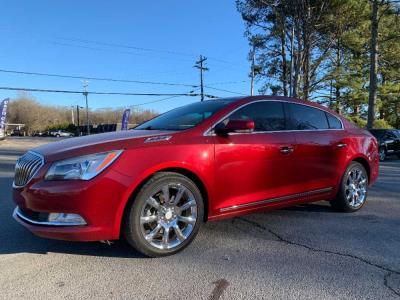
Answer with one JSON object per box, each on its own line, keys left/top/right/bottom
{"left": 214, "top": 119, "right": 255, "bottom": 136}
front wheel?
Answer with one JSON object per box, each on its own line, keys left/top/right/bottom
{"left": 123, "top": 172, "right": 204, "bottom": 257}
{"left": 330, "top": 161, "right": 368, "bottom": 212}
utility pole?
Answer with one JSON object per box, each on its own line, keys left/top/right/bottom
{"left": 194, "top": 55, "right": 208, "bottom": 101}
{"left": 70, "top": 106, "right": 75, "bottom": 125}
{"left": 82, "top": 80, "right": 90, "bottom": 135}
{"left": 250, "top": 44, "right": 256, "bottom": 96}
{"left": 76, "top": 105, "right": 83, "bottom": 136}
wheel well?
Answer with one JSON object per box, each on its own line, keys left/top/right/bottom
{"left": 123, "top": 167, "right": 209, "bottom": 224}
{"left": 352, "top": 157, "right": 371, "bottom": 181}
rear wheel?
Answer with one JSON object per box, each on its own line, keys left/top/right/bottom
{"left": 330, "top": 161, "right": 368, "bottom": 212}
{"left": 123, "top": 172, "right": 204, "bottom": 257}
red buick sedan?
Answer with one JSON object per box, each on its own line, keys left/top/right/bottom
{"left": 12, "top": 96, "right": 379, "bottom": 257}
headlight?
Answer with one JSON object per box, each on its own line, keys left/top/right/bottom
{"left": 45, "top": 150, "right": 123, "bottom": 180}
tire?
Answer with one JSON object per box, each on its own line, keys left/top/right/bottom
{"left": 330, "top": 161, "right": 368, "bottom": 212}
{"left": 123, "top": 172, "right": 204, "bottom": 257}
{"left": 379, "top": 147, "right": 386, "bottom": 161}
{"left": 56, "top": 134, "right": 60, "bottom": 138}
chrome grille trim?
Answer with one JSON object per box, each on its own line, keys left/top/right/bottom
{"left": 13, "top": 151, "right": 44, "bottom": 187}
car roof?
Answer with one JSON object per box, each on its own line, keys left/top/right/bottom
{"left": 216, "top": 95, "right": 339, "bottom": 114}
{"left": 218, "top": 95, "right": 325, "bottom": 106}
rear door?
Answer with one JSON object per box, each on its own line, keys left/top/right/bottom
{"left": 287, "top": 103, "right": 347, "bottom": 193}
{"left": 213, "top": 101, "right": 297, "bottom": 213}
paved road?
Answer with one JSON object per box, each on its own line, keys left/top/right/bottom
{"left": 0, "top": 149, "right": 399, "bottom": 299}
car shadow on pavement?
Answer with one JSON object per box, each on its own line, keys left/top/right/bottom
{"left": 0, "top": 228, "right": 148, "bottom": 259}
{"left": 282, "top": 202, "right": 336, "bottom": 213}
{"left": 0, "top": 202, "right": 334, "bottom": 259}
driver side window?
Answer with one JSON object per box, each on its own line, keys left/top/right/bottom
{"left": 227, "top": 101, "right": 286, "bottom": 132}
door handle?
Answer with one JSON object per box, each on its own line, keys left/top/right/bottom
{"left": 280, "top": 146, "right": 294, "bottom": 155}
{"left": 337, "top": 143, "right": 347, "bottom": 148}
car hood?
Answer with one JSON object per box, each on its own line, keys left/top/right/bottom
{"left": 31, "top": 130, "right": 175, "bottom": 162}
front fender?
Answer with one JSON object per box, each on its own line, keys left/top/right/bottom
{"left": 108, "top": 145, "right": 214, "bottom": 239}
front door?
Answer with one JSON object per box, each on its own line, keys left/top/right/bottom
{"left": 213, "top": 101, "right": 297, "bottom": 214}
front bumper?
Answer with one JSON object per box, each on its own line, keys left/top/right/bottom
{"left": 13, "top": 207, "right": 106, "bottom": 241}
{"left": 12, "top": 168, "right": 134, "bottom": 242}
{"left": 13, "top": 207, "right": 86, "bottom": 226}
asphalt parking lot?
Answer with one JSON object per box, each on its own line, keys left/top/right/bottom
{"left": 1, "top": 140, "right": 400, "bottom": 299}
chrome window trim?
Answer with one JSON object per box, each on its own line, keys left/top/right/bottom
{"left": 13, "top": 207, "right": 86, "bottom": 227}
{"left": 12, "top": 151, "right": 45, "bottom": 189}
{"left": 219, "top": 187, "right": 333, "bottom": 212}
{"left": 203, "top": 99, "right": 344, "bottom": 136}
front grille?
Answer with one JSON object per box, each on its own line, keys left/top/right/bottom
{"left": 14, "top": 151, "right": 44, "bottom": 187}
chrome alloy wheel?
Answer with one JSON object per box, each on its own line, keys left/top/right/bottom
{"left": 344, "top": 167, "right": 367, "bottom": 208}
{"left": 140, "top": 183, "right": 198, "bottom": 250}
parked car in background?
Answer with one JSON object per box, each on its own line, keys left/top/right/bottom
{"left": 12, "top": 96, "right": 379, "bottom": 257}
{"left": 10, "top": 129, "right": 24, "bottom": 136}
{"left": 49, "top": 130, "right": 74, "bottom": 137}
{"left": 32, "top": 131, "right": 50, "bottom": 137}
{"left": 0, "top": 128, "right": 5, "bottom": 140}
{"left": 369, "top": 129, "right": 400, "bottom": 161}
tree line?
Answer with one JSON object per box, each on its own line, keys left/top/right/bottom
{"left": 6, "top": 95, "right": 157, "bottom": 134}
{"left": 237, "top": 0, "right": 400, "bottom": 128}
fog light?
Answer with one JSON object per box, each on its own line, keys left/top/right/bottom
{"left": 48, "top": 213, "right": 86, "bottom": 225}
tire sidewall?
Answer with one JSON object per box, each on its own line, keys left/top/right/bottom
{"left": 337, "top": 161, "right": 369, "bottom": 212}
{"left": 124, "top": 173, "right": 204, "bottom": 257}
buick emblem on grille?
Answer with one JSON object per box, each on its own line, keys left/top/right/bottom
{"left": 14, "top": 151, "right": 44, "bottom": 187}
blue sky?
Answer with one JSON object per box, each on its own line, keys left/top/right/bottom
{"left": 0, "top": 1, "right": 259, "bottom": 113}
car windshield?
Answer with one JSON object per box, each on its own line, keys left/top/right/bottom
{"left": 135, "top": 100, "right": 234, "bottom": 131}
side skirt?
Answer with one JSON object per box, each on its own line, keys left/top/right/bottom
{"left": 219, "top": 187, "right": 333, "bottom": 213}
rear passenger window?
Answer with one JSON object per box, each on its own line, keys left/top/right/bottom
{"left": 326, "top": 113, "right": 342, "bottom": 129}
{"left": 289, "top": 104, "right": 329, "bottom": 130}
{"left": 228, "top": 101, "right": 285, "bottom": 131}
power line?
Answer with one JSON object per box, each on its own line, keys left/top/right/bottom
{"left": 0, "top": 68, "right": 197, "bottom": 87}
{"left": 51, "top": 41, "right": 196, "bottom": 64}
{"left": 132, "top": 95, "right": 186, "bottom": 106}
{"left": 204, "top": 86, "right": 247, "bottom": 95}
{"left": 55, "top": 37, "right": 247, "bottom": 68}
{"left": 0, "top": 86, "right": 198, "bottom": 96}
{"left": 57, "top": 37, "right": 196, "bottom": 58}
{"left": 206, "top": 80, "right": 249, "bottom": 86}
